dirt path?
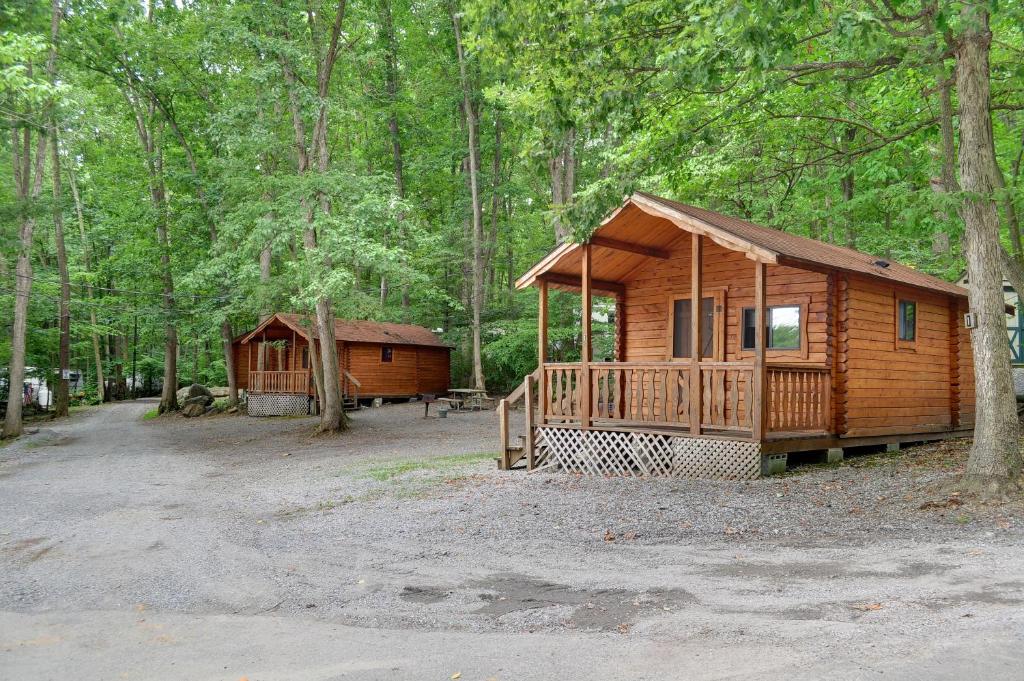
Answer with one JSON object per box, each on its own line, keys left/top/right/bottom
{"left": 1, "top": 400, "right": 1023, "bottom": 680}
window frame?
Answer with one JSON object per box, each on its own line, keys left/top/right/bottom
{"left": 895, "top": 296, "right": 918, "bottom": 350}
{"left": 736, "top": 294, "right": 810, "bottom": 360}
{"left": 380, "top": 346, "right": 394, "bottom": 363}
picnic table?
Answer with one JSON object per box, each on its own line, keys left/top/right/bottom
{"left": 442, "top": 388, "right": 493, "bottom": 412}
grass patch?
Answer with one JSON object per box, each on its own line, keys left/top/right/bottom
{"left": 142, "top": 408, "right": 160, "bottom": 420}
{"left": 361, "top": 451, "right": 496, "bottom": 482}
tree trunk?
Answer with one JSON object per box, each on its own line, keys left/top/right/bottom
{"left": 955, "top": 4, "right": 1021, "bottom": 494}
{"left": 51, "top": 133, "right": 70, "bottom": 418}
{"left": 154, "top": 142, "right": 178, "bottom": 413}
{"left": 380, "top": 0, "right": 405, "bottom": 308}
{"left": 451, "top": 5, "right": 486, "bottom": 392}
{"left": 68, "top": 163, "right": 104, "bottom": 402}
{"left": 549, "top": 128, "right": 576, "bottom": 244}
{"left": 278, "top": 0, "right": 349, "bottom": 432}
{"left": 3, "top": 0, "right": 57, "bottom": 438}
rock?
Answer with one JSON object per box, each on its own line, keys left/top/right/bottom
{"left": 183, "top": 394, "right": 213, "bottom": 408}
{"left": 181, "top": 402, "right": 206, "bottom": 417}
{"left": 188, "top": 383, "right": 213, "bottom": 399}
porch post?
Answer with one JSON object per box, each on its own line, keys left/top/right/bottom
{"left": 689, "top": 234, "right": 702, "bottom": 435}
{"left": 752, "top": 261, "right": 768, "bottom": 441}
{"left": 580, "top": 243, "right": 593, "bottom": 429}
{"left": 537, "top": 279, "right": 548, "bottom": 425}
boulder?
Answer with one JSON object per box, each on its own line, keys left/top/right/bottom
{"left": 183, "top": 394, "right": 213, "bottom": 408}
{"left": 188, "top": 383, "right": 213, "bottom": 399}
{"left": 181, "top": 401, "right": 206, "bottom": 417}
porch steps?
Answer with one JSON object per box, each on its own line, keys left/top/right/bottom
{"left": 497, "top": 435, "right": 528, "bottom": 470}
{"left": 342, "top": 396, "right": 360, "bottom": 411}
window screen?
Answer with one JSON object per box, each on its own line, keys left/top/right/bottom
{"left": 381, "top": 346, "right": 394, "bottom": 362}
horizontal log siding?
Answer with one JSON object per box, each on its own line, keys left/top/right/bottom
{"left": 843, "top": 275, "right": 960, "bottom": 435}
{"left": 621, "top": 234, "right": 829, "bottom": 365}
{"left": 346, "top": 342, "right": 450, "bottom": 398}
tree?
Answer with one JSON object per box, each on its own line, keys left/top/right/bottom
{"left": 955, "top": 3, "right": 1021, "bottom": 492}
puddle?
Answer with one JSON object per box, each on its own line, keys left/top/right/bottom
{"left": 470, "top": 574, "right": 694, "bottom": 632}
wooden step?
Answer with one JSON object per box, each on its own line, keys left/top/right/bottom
{"left": 497, "top": 446, "right": 525, "bottom": 471}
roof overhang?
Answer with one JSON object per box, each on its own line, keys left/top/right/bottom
{"left": 515, "top": 193, "right": 780, "bottom": 292}
{"left": 238, "top": 313, "right": 315, "bottom": 344}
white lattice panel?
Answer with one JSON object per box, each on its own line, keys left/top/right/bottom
{"left": 247, "top": 393, "right": 310, "bottom": 417}
{"left": 534, "top": 427, "right": 761, "bottom": 480}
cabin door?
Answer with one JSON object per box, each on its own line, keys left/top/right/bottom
{"left": 670, "top": 297, "right": 716, "bottom": 359}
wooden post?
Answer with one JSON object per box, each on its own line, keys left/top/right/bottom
{"left": 689, "top": 234, "right": 703, "bottom": 434}
{"left": 498, "top": 398, "right": 510, "bottom": 469}
{"left": 524, "top": 372, "right": 536, "bottom": 469}
{"left": 580, "top": 243, "right": 593, "bottom": 429}
{"left": 537, "top": 279, "right": 548, "bottom": 425}
{"left": 752, "top": 260, "right": 768, "bottom": 441}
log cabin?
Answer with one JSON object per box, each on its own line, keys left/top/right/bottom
{"left": 234, "top": 313, "right": 451, "bottom": 416}
{"left": 497, "top": 192, "right": 980, "bottom": 478}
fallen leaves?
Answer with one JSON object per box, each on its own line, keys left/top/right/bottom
{"left": 852, "top": 602, "right": 884, "bottom": 612}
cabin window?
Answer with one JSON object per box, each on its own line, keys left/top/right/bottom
{"left": 898, "top": 300, "right": 916, "bottom": 341}
{"left": 381, "top": 346, "right": 394, "bottom": 363}
{"left": 741, "top": 305, "right": 801, "bottom": 350}
{"left": 301, "top": 346, "right": 309, "bottom": 369}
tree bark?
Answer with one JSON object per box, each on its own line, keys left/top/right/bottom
{"left": 549, "top": 127, "right": 576, "bottom": 244}
{"left": 51, "top": 133, "right": 70, "bottom": 418}
{"left": 451, "top": 4, "right": 486, "bottom": 391}
{"left": 955, "top": 4, "right": 1021, "bottom": 493}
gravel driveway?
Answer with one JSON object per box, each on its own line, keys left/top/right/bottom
{"left": 1, "top": 399, "right": 1023, "bottom": 680}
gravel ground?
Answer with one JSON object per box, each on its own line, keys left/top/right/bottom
{"left": 1, "top": 399, "right": 1023, "bottom": 680}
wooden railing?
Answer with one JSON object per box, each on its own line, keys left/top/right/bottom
{"left": 540, "top": 361, "right": 830, "bottom": 437}
{"left": 250, "top": 370, "right": 310, "bottom": 394}
{"left": 767, "top": 365, "right": 830, "bottom": 432}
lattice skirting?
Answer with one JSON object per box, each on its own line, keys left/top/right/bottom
{"left": 533, "top": 426, "right": 762, "bottom": 480}
{"left": 247, "top": 393, "right": 310, "bottom": 417}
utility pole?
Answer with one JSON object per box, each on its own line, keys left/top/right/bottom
{"left": 131, "top": 311, "right": 138, "bottom": 399}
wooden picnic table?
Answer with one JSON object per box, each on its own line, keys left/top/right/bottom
{"left": 445, "top": 388, "right": 492, "bottom": 411}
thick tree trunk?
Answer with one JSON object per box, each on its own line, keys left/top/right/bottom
{"left": 51, "top": 134, "right": 70, "bottom": 418}
{"left": 955, "top": 5, "right": 1021, "bottom": 494}
{"left": 68, "top": 164, "right": 104, "bottom": 402}
{"left": 451, "top": 6, "right": 486, "bottom": 392}
{"left": 380, "top": 0, "right": 405, "bottom": 308}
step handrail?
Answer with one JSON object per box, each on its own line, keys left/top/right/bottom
{"left": 499, "top": 367, "right": 540, "bottom": 410}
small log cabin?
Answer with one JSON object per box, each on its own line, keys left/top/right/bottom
{"left": 234, "top": 313, "right": 451, "bottom": 416}
{"left": 498, "top": 192, "right": 980, "bottom": 479}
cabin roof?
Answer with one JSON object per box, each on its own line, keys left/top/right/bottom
{"left": 516, "top": 192, "right": 969, "bottom": 299}
{"left": 239, "top": 313, "right": 450, "bottom": 348}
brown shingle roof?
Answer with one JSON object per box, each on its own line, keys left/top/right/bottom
{"left": 241, "top": 313, "right": 450, "bottom": 348}
{"left": 634, "top": 192, "right": 967, "bottom": 298}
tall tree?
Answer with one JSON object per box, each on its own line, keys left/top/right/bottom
{"left": 955, "top": 3, "right": 1021, "bottom": 492}
{"left": 451, "top": 3, "right": 486, "bottom": 391}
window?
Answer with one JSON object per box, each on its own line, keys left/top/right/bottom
{"left": 301, "top": 346, "right": 309, "bottom": 369}
{"left": 381, "top": 346, "right": 394, "bottom": 363}
{"left": 741, "top": 305, "right": 801, "bottom": 350}
{"left": 898, "top": 300, "right": 916, "bottom": 341}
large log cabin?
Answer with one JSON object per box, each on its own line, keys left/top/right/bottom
{"left": 234, "top": 313, "right": 451, "bottom": 416}
{"left": 498, "top": 192, "right": 980, "bottom": 478}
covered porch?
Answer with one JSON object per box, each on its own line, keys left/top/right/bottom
{"left": 500, "top": 193, "right": 839, "bottom": 477}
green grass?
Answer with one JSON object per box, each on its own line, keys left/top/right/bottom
{"left": 360, "top": 451, "right": 496, "bottom": 482}
{"left": 142, "top": 408, "right": 160, "bottom": 420}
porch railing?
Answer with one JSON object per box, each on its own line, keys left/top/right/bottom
{"left": 541, "top": 361, "right": 829, "bottom": 437}
{"left": 250, "top": 370, "right": 310, "bottom": 394}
